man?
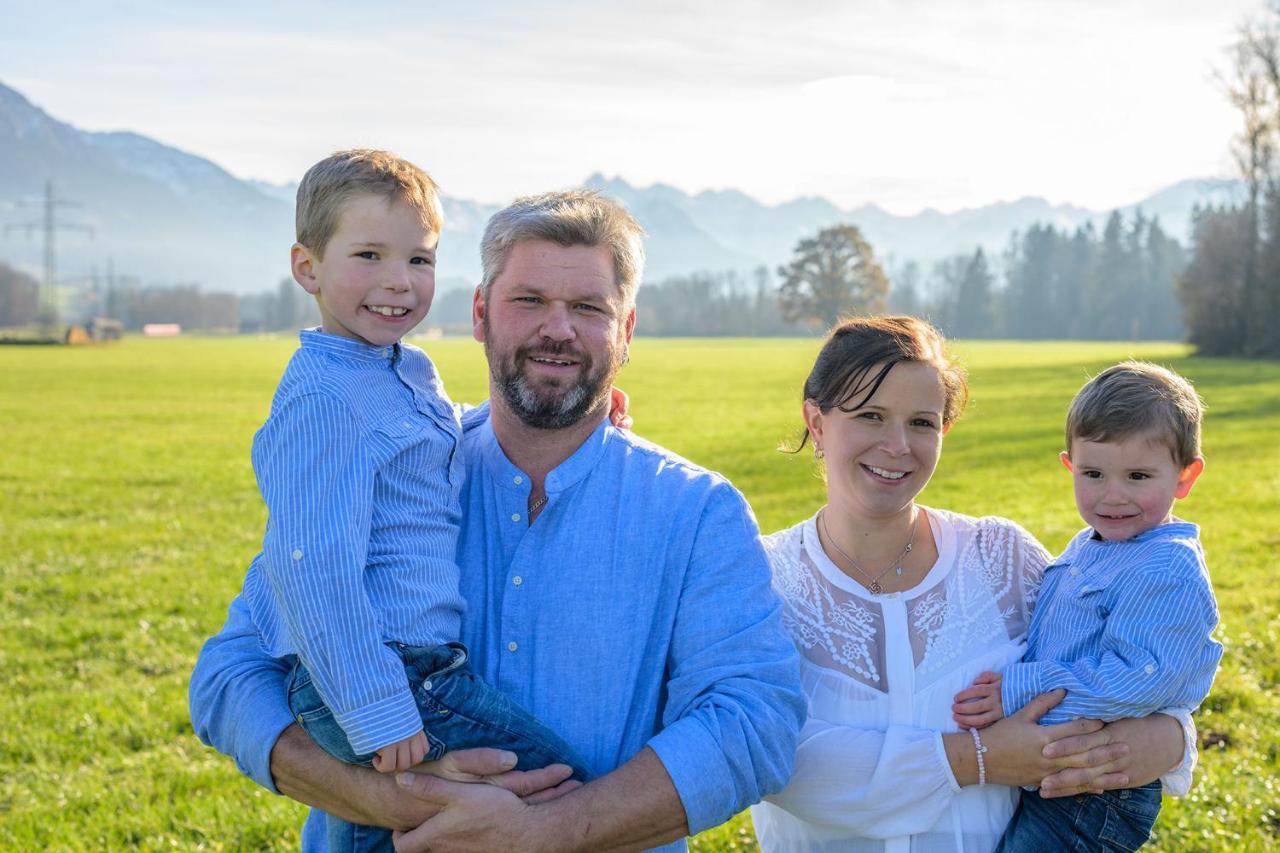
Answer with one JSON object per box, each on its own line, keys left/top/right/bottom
{"left": 190, "top": 189, "right": 807, "bottom": 851}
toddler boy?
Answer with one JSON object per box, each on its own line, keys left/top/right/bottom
{"left": 953, "top": 361, "right": 1222, "bottom": 852}
{"left": 235, "top": 150, "right": 583, "bottom": 852}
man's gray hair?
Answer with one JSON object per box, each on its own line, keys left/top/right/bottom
{"left": 480, "top": 190, "right": 646, "bottom": 304}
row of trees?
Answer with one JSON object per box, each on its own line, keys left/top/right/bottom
{"left": 885, "top": 212, "right": 1185, "bottom": 340}
{"left": 0, "top": 262, "right": 40, "bottom": 327}
{"left": 1177, "top": 15, "right": 1280, "bottom": 356}
{"left": 0, "top": 268, "right": 320, "bottom": 333}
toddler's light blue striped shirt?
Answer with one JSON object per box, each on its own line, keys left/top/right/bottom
{"left": 240, "top": 329, "right": 465, "bottom": 754}
{"left": 1002, "top": 520, "right": 1221, "bottom": 725}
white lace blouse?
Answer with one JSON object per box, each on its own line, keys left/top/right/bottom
{"left": 751, "top": 508, "right": 1195, "bottom": 853}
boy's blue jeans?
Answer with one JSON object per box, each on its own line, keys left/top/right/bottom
{"left": 286, "top": 642, "right": 588, "bottom": 853}
{"left": 996, "top": 782, "right": 1161, "bottom": 853}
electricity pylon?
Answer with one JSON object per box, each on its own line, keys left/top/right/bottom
{"left": 4, "top": 180, "right": 94, "bottom": 332}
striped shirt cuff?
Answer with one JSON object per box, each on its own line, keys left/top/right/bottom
{"left": 1001, "top": 664, "right": 1041, "bottom": 717}
{"left": 333, "top": 689, "right": 425, "bottom": 756}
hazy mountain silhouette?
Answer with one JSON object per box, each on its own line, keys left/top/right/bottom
{"left": 0, "top": 80, "right": 1244, "bottom": 295}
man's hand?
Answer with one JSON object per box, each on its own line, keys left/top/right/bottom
{"left": 270, "top": 726, "right": 578, "bottom": 833}
{"left": 951, "top": 670, "right": 1004, "bottom": 729}
{"left": 375, "top": 730, "right": 430, "bottom": 773}
{"left": 391, "top": 773, "right": 551, "bottom": 853}
{"left": 1038, "top": 712, "right": 1184, "bottom": 798}
{"left": 416, "top": 750, "right": 580, "bottom": 802}
{"left": 609, "top": 387, "right": 633, "bottom": 430}
{"left": 391, "top": 746, "right": 687, "bottom": 853}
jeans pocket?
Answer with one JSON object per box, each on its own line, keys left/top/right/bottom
{"left": 1098, "top": 786, "right": 1160, "bottom": 851}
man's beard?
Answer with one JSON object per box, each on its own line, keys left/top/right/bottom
{"left": 485, "top": 320, "right": 621, "bottom": 430}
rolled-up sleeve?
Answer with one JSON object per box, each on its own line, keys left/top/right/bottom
{"left": 255, "top": 393, "right": 423, "bottom": 755}
{"left": 646, "top": 484, "right": 807, "bottom": 834}
{"left": 189, "top": 594, "right": 295, "bottom": 793}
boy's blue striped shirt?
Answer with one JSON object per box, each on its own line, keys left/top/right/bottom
{"left": 1002, "top": 520, "right": 1221, "bottom": 724}
{"left": 240, "top": 329, "right": 466, "bottom": 754}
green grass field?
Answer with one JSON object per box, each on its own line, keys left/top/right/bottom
{"left": 1, "top": 335, "right": 1277, "bottom": 851}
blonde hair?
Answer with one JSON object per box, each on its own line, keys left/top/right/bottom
{"left": 1066, "top": 361, "right": 1204, "bottom": 467}
{"left": 296, "top": 149, "right": 442, "bottom": 259}
{"left": 480, "top": 190, "right": 645, "bottom": 304}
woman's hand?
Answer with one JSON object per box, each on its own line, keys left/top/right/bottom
{"left": 945, "top": 690, "right": 1127, "bottom": 788}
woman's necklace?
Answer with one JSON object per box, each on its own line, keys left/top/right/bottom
{"left": 818, "top": 508, "right": 918, "bottom": 594}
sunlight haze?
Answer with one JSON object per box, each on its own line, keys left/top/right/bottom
{"left": 1, "top": 0, "right": 1264, "bottom": 212}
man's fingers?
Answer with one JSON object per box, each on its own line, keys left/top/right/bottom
{"left": 430, "top": 748, "right": 518, "bottom": 780}
{"left": 485, "top": 763, "right": 574, "bottom": 798}
{"left": 521, "top": 778, "right": 583, "bottom": 805}
{"left": 975, "top": 671, "right": 1000, "bottom": 685}
{"left": 1040, "top": 770, "right": 1129, "bottom": 798}
{"left": 1039, "top": 720, "right": 1109, "bottom": 759}
{"left": 392, "top": 823, "right": 432, "bottom": 853}
{"left": 396, "top": 771, "right": 472, "bottom": 806}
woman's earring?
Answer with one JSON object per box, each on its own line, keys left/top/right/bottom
{"left": 814, "top": 445, "right": 825, "bottom": 459}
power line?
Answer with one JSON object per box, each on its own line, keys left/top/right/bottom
{"left": 4, "top": 180, "right": 94, "bottom": 326}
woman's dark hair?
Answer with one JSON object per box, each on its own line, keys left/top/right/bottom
{"left": 792, "top": 315, "right": 969, "bottom": 451}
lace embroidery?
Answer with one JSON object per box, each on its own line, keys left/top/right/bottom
{"left": 767, "top": 530, "right": 883, "bottom": 687}
{"left": 911, "top": 517, "right": 1020, "bottom": 681}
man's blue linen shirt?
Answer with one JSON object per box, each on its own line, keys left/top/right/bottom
{"left": 191, "top": 409, "right": 806, "bottom": 850}
{"left": 241, "top": 330, "right": 466, "bottom": 755}
{"left": 1001, "top": 521, "right": 1222, "bottom": 725}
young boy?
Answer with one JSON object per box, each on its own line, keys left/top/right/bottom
{"left": 235, "top": 150, "right": 583, "bottom": 851}
{"left": 952, "top": 361, "right": 1222, "bottom": 852}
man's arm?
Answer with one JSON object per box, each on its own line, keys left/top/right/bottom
{"left": 189, "top": 594, "right": 297, "bottom": 792}
{"left": 388, "top": 482, "right": 805, "bottom": 851}
{"left": 190, "top": 599, "right": 575, "bottom": 831}
{"left": 644, "top": 483, "right": 807, "bottom": 832}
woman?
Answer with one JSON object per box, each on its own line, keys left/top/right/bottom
{"left": 751, "top": 316, "right": 1193, "bottom": 852}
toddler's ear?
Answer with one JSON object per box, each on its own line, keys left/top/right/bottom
{"left": 1175, "top": 458, "right": 1205, "bottom": 499}
{"left": 1058, "top": 451, "right": 1073, "bottom": 472}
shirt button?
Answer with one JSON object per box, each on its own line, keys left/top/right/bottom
{"left": 1145, "top": 664, "right": 1155, "bottom": 674}
{"left": 1081, "top": 585, "right": 1090, "bottom": 593}
{"left": 512, "top": 576, "right": 523, "bottom": 586}
{"left": 511, "top": 513, "right": 521, "bottom": 523}
{"left": 1070, "top": 567, "right": 1079, "bottom": 576}
{"left": 402, "top": 420, "right": 412, "bottom": 429}
{"left": 507, "top": 641, "right": 518, "bottom": 652}
{"left": 291, "top": 549, "right": 303, "bottom": 561}
{"left": 513, "top": 475, "right": 523, "bottom": 485}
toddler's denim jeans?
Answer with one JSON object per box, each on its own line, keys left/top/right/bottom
{"left": 996, "top": 781, "right": 1161, "bottom": 853}
{"left": 286, "top": 642, "right": 588, "bottom": 853}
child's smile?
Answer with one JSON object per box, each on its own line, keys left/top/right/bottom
{"left": 1062, "top": 432, "right": 1203, "bottom": 541}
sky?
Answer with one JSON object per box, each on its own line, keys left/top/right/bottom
{"left": 0, "top": 0, "right": 1265, "bottom": 214}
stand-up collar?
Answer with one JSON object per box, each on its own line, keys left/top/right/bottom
{"left": 299, "top": 328, "right": 399, "bottom": 365}
{"left": 477, "top": 415, "right": 613, "bottom": 496}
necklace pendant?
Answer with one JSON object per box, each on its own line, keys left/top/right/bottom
{"left": 895, "top": 565, "right": 904, "bottom": 576}
{"left": 870, "top": 580, "right": 882, "bottom": 594}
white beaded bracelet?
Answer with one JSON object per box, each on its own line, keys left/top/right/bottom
{"left": 970, "top": 727, "right": 988, "bottom": 786}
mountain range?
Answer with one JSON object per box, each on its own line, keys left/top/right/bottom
{"left": 0, "top": 80, "right": 1244, "bottom": 295}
